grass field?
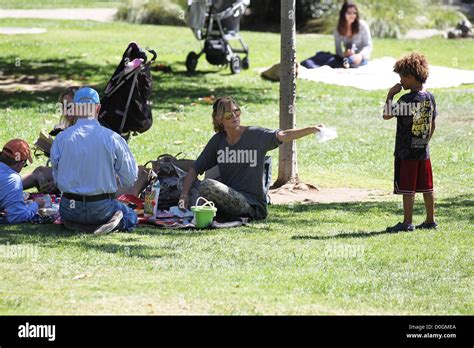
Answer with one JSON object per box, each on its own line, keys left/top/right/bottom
{"left": 0, "top": 18, "right": 473, "bottom": 314}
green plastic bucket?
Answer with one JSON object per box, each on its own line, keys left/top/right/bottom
{"left": 191, "top": 197, "right": 217, "bottom": 229}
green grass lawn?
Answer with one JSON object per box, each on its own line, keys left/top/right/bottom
{"left": 0, "top": 19, "right": 473, "bottom": 314}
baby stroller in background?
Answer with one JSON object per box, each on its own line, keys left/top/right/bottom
{"left": 100, "top": 42, "right": 157, "bottom": 141}
{"left": 186, "top": 0, "right": 250, "bottom": 74}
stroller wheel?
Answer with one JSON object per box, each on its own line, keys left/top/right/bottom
{"left": 186, "top": 52, "right": 198, "bottom": 73}
{"left": 230, "top": 55, "right": 241, "bottom": 74}
{"left": 242, "top": 57, "right": 249, "bottom": 70}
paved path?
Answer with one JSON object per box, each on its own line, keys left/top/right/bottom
{"left": 402, "top": 29, "right": 446, "bottom": 40}
{"left": 0, "top": 8, "right": 118, "bottom": 22}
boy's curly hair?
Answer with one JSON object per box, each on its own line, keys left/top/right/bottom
{"left": 393, "top": 52, "right": 429, "bottom": 83}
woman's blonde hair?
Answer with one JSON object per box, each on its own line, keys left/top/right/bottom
{"left": 58, "top": 86, "right": 80, "bottom": 103}
{"left": 212, "top": 96, "right": 241, "bottom": 133}
{"left": 55, "top": 86, "right": 81, "bottom": 130}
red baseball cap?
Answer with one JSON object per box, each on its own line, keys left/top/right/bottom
{"left": 2, "top": 139, "right": 33, "bottom": 163}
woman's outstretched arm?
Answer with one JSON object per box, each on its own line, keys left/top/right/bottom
{"left": 277, "top": 125, "right": 324, "bottom": 143}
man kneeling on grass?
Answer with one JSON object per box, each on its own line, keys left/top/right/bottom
{"left": 50, "top": 87, "right": 139, "bottom": 235}
{"left": 0, "top": 139, "right": 46, "bottom": 224}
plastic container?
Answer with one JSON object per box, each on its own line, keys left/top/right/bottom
{"left": 143, "top": 186, "right": 153, "bottom": 217}
{"left": 191, "top": 197, "right": 217, "bottom": 229}
{"left": 43, "top": 194, "right": 52, "bottom": 208}
{"left": 316, "top": 127, "right": 338, "bottom": 143}
{"left": 144, "top": 180, "right": 160, "bottom": 217}
{"left": 152, "top": 180, "right": 161, "bottom": 218}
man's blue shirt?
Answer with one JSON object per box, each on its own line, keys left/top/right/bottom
{"left": 50, "top": 118, "right": 138, "bottom": 195}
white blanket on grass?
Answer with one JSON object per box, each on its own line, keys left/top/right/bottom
{"left": 297, "top": 57, "right": 474, "bottom": 90}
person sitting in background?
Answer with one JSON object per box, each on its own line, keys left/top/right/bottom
{"left": 25, "top": 86, "right": 81, "bottom": 194}
{"left": 300, "top": 1, "right": 372, "bottom": 69}
{"left": 0, "top": 139, "right": 45, "bottom": 224}
{"left": 50, "top": 87, "right": 139, "bottom": 235}
{"left": 334, "top": 1, "right": 372, "bottom": 68}
{"left": 49, "top": 86, "right": 80, "bottom": 136}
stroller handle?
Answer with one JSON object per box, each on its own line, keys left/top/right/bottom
{"left": 146, "top": 47, "right": 158, "bottom": 62}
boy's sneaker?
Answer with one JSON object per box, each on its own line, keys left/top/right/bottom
{"left": 416, "top": 221, "right": 438, "bottom": 230}
{"left": 386, "top": 222, "right": 415, "bottom": 233}
{"left": 93, "top": 210, "right": 123, "bottom": 236}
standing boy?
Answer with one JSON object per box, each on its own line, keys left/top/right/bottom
{"left": 383, "top": 52, "right": 438, "bottom": 232}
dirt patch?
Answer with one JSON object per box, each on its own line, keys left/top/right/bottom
{"left": 269, "top": 183, "right": 391, "bottom": 204}
{"left": 402, "top": 29, "right": 446, "bottom": 40}
{"left": 0, "top": 75, "right": 78, "bottom": 93}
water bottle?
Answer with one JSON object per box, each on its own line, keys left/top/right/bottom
{"left": 38, "top": 172, "right": 48, "bottom": 192}
{"left": 152, "top": 179, "right": 161, "bottom": 218}
{"left": 43, "top": 194, "right": 52, "bottom": 208}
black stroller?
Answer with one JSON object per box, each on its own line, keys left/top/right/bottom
{"left": 186, "top": 0, "right": 250, "bottom": 74}
{"left": 100, "top": 42, "right": 157, "bottom": 141}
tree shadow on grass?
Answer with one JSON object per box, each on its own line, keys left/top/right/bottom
{"left": 136, "top": 228, "right": 220, "bottom": 237}
{"left": 155, "top": 70, "right": 276, "bottom": 111}
{"left": 292, "top": 230, "right": 391, "bottom": 240}
{"left": 0, "top": 56, "right": 113, "bottom": 82}
{"left": 62, "top": 239, "right": 172, "bottom": 260}
{"left": 0, "top": 224, "right": 180, "bottom": 259}
{"left": 0, "top": 222, "right": 222, "bottom": 260}
{"left": 269, "top": 194, "right": 474, "bottom": 240}
{"left": 0, "top": 224, "right": 74, "bottom": 244}
{"left": 0, "top": 195, "right": 471, "bottom": 258}
{"left": 0, "top": 56, "right": 276, "bottom": 113}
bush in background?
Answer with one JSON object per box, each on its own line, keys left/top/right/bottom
{"left": 116, "top": 0, "right": 186, "bottom": 26}
{"left": 247, "top": 0, "right": 466, "bottom": 38}
{"left": 116, "top": 0, "right": 467, "bottom": 38}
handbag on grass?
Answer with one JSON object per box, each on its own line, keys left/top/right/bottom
{"left": 116, "top": 165, "right": 157, "bottom": 198}
{"left": 144, "top": 154, "right": 200, "bottom": 210}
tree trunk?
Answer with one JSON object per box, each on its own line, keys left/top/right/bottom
{"left": 273, "top": 0, "right": 298, "bottom": 188}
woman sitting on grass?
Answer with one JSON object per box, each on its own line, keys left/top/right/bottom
{"left": 178, "top": 96, "right": 325, "bottom": 220}
{"left": 22, "top": 86, "right": 80, "bottom": 193}
{"left": 300, "top": 1, "right": 372, "bottom": 70}
{"left": 334, "top": 1, "right": 373, "bottom": 68}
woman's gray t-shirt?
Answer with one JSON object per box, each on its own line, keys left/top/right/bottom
{"left": 334, "top": 19, "right": 373, "bottom": 60}
{"left": 193, "top": 126, "right": 282, "bottom": 219}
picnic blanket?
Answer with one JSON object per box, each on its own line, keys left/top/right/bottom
{"left": 291, "top": 57, "right": 474, "bottom": 90}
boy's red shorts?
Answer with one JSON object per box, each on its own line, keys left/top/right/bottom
{"left": 394, "top": 158, "right": 433, "bottom": 195}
